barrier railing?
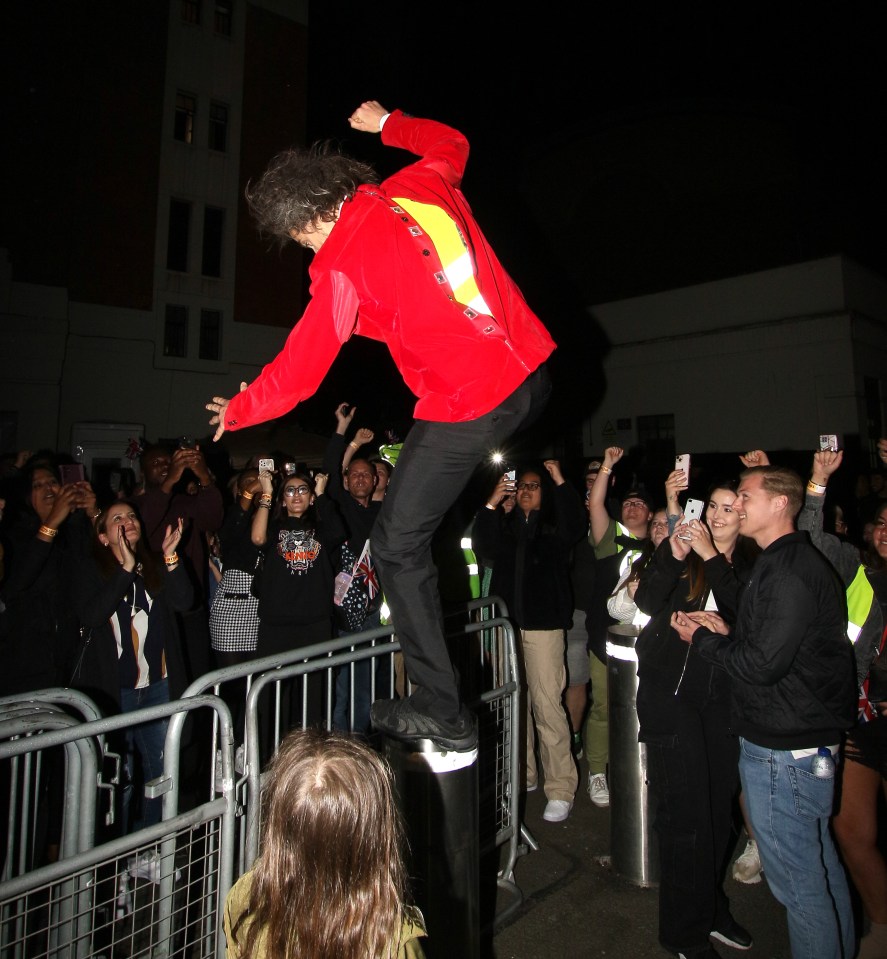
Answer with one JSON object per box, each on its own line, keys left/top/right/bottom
{"left": 0, "top": 594, "right": 531, "bottom": 957}
{"left": 0, "top": 694, "right": 236, "bottom": 959}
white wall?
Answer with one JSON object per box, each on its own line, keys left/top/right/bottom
{"left": 587, "top": 256, "right": 887, "bottom": 455}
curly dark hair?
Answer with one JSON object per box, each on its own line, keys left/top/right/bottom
{"left": 245, "top": 141, "right": 379, "bottom": 248}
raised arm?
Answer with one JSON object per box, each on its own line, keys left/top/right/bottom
{"left": 589, "top": 447, "right": 622, "bottom": 546}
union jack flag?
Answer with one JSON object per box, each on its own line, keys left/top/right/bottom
{"left": 354, "top": 550, "right": 379, "bottom": 600}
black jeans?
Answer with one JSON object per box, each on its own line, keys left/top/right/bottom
{"left": 637, "top": 677, "right": 740, "bottom": 953}
{"left": 373, "top": 364, "right": 551, "bottom": 724}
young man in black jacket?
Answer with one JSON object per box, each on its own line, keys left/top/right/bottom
{"left": 673, "top": 465, "right": 856, "bottom": 959}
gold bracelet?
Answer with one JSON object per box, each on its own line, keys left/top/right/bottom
{"left": 259, "top": 493, "right": 273, "bottom": 503}
{"left": 240, "top": 490, "right": 254, "bottom": 500}
{"left": 164, "top": 552, "right": 179, "bottom": 566}
{"left": 806, "top": 480, "right": 826, "bottom": 494}
{"left": 349, "top": 441, "right": 359, "bottom": 449}
{"left": 38, "top": 524, "right": 59, "bottom": 538}
{"left": 599, "top": 465, "right": 612, "bottom": 475}
{"left": 485, "top": 502, "right": 497, "bottom": 510}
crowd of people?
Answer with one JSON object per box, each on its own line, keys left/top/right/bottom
{"left": 1, "top": 432, "right": 886, "bottom": 958}
{"left": 2, "top": 85, "right": 887, "bottom": 957}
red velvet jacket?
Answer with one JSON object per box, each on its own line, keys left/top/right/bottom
{"left": 224, "top": 109, "right": 555, "bottom": 431}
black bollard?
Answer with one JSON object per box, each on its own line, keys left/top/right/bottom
{"left": 382, "top": 735, "right": 480, "bottom": 959}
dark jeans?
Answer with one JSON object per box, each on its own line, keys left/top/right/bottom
{"left": 256, "top": 618, "right": 330, "bottom": 756}
{"left": 333, "top": 608, "right": 388, "bottom": 735}
{"left": 120, "top": 679, "right": 170, "bottom": 832}
{"left": 373, "top": 364, "right": 551, "bottom": 724}
{"left": 637, "top": 678, "right": 739, "bottom": 953}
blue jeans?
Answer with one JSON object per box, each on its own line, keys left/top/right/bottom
{"left": 739, "top": 737, "right": 854, "bottom": 959}
{"left": 333, "top": 608, "right": 386, "bottom": 734}
{"left": 120, "top": 679, "right": 170, "bottom": 832}
{"left": 372, "top": 364, "right": 551, "bottom": 724}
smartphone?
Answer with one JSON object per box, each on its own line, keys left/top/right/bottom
{"left": 504, "top": 466, "right": 517, "bottom": 492}
{"left": 179, "top": 436, "right": 196, "bottom": 449}
{"left": 258, "top": 458, "right": 274, "bottom": 472}
{"left": 675, "top": 453, "right": 691, "bottom": 481}
{"left": 682, "top": 498, "right": 704, "bottom": 524}
{"left": 283, "top": 461, "right": 297, "bottom": 476}
{"left": 59, "top": 463, "right": 86, "bottom": 485}
{"left": 819, "top": 434, "right": 839, "bottom": 452}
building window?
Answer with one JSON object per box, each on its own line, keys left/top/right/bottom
{"left": 209, "top": 101, "right": 228, "bottom": 152}
{"left": 174, "top": 92, "right": 196, "bottom": 144}
{"left": 214, "top": 0, "right": 232, "bottom": 36}
{"left": 636, "top": 412, "right": 676, "bottom": 477}
{"left": 200, "top": 309, "right": 222, "bottom": 360}
{"left": 167, "top": 199, "right": 191, "bottom": 272}
{"left": 202, "top": 207, "right": 224, "bottom": 277}
{"left": 181, "top": 0, "right": 200, "bottom": 25}
{"left": 164, "top": 305, "right": 189, "bottom": 358}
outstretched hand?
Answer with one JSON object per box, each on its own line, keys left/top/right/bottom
{"left": 207, "top": 382, "right": 248, "bottom": 442}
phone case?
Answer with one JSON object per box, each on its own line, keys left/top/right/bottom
{"left": 683, "top": 499, "right": 704, "bottom": 523}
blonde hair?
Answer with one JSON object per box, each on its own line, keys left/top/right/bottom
{"left": 231, "top": 728, "right": 410, "bottom": 959}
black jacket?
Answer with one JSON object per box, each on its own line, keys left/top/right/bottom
{"left": 0, "top": 510, "right": 91, "bottom": 694}
{"left": 692, "top": 531, "right": 856, "bottom": 750}
{"left": 72, "top": 558, "right": 194, "bottom": 714}
{"left": 635, "top": 539, "right": 756, "bottom": 702}
{"left": 473, "top": 483, "right": 587, "bottom": 630}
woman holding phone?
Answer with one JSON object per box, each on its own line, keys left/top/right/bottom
{"left": 250, "top": 466, "right": 346, "bottom": 739}
{"left": 634, "top": 480, "right": 760, "bottom": 959}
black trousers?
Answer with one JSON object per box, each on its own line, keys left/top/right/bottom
{"left": 372, "top": 365, "right": 551, "bottom": 725}
{"left": 637, "top": 676, "right": 740, "bottom": 953}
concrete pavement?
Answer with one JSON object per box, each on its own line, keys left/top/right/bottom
{"left": 490, "top": 765, "right": 793, "bottom": 959}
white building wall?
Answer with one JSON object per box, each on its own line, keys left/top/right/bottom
{"left": 587, "top": 256, "right": 887, "bottom": 456}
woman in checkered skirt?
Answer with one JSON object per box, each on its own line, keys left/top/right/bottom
{"left": 210, "top": 468, "right": 264, "bottom": 664}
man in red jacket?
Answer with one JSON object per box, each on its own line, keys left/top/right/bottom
{"left": 207, "top": 99, "right": 555, "bottom": 750}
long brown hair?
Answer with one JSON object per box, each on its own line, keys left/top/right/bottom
{"left": 93, "top": 500, "right": 162, "bottom": 594}
{"left": 232, "top": 727, "right": 411, "bottom": 959}
{"left": 683, "top": 480, "right": 744, "bottom": 604}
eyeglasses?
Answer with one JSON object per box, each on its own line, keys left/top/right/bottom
{"left": 622, "top": 500, "right": 649, "bottom": 509}
{"left": 517, "top": 482, "right": 541, "bottom": 491}
{"left": 283, "top": 486, "right": 311, "bottom": 497}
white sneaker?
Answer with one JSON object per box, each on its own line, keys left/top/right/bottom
{"left": 543, "top": 799, "right": 573, "bottom": 822}
{"left": 732, "top": 838, "right": 763, "bottom": 884}
{"left": 128, "top": 850, "right": 181, "bottom": 884}
{"left": 587, "top": 772, "right": 610, "bottom": 807}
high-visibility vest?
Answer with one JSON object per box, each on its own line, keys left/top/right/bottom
{"left": 846, "top": 564, "right": 874, "bottom": 645}
{"left": 461, "top": 537, "right": 481, "bottom": 600}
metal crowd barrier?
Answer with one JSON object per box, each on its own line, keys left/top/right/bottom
{"left": 0, "top": 594, "right": 531, "bottom": 957}
{"left": 0, "top": 693, "right": 237, "bottom": 959}
{"left": 182, "top": 595, "right": 529, "bottom": 905}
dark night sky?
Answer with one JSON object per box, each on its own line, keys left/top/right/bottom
{"left": 291, "top": 5, "right": 887, "bottom": 452}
